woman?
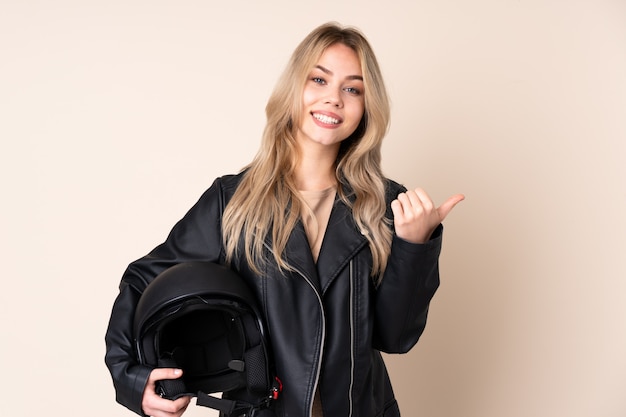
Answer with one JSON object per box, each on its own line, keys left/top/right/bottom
{"left": 105, "top": 22, "right": 463, "bottom": 417}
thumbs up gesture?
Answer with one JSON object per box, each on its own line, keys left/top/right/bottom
{"left": 391, "top": 188, "right": 465, "bottom": 244}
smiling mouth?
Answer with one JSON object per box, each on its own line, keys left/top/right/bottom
{"left": 312, "top": 113, "right": 341, "bottom": 125}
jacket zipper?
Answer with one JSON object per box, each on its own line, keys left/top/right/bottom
{"left": 293, "top": 266, "right": 326, "bottom": 417}
{"left": 295, "top": 262, "right": 356, "bottom": 417}
{"left": 348, "top": 260, "right": 355, "bottom": 417}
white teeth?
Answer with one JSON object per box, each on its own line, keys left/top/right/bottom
{"left": 313, "top": 113, "right": 340, "bottom": 124}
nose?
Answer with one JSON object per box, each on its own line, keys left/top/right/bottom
{"left": 324, "top": 88, "right": 343, "bottom": 108}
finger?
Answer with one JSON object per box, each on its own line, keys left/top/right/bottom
{"left": 436, "top": 194, "right": 465, "bottom": 221}
{"left": 395, "top": 192, "right": 418, "bottom": 214}
{"left": 391, "top": 198, "right": 404, "bottom": 218}
{"left": 396, "top": 190, "right": 424, "bottom": 213}
{"left": 161, "top": 396, "right": 191, "bottom": 413}
{"left": 396, "top": 192, "right": 411, "bottom": 210}
{"left": 143, "top": 368, "right": 189, "bottom": 417}
{"left": 412, "top": 188, "right": 434, "bottom": 211}
{"left": 148, "top": 368, "right": 183, "bottom": 384}
{"left": 144, "top": 396, "right": 191, "bottom": 417}
{"left": 143, "top": 392, "right": 191, "bottom": 417}
{"left": 402, "top": 190, "right": 421, "bottom": 210}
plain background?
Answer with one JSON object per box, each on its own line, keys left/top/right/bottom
{"left": 1, "top": 1, "right": 625, "bottom": 416}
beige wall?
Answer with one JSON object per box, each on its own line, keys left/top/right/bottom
{"left": 1, "top": 1, "right": 624, "bottom": 416}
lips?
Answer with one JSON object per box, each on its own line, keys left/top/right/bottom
{"left": 311, "top": 112, "right": 343, "bottom": 128}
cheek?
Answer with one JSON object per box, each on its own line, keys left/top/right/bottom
{"left": 301, "top": 87, "right": 317, "bottom": 108}
{"left": 347, "top": 102, "right": 365, "bottom": 126}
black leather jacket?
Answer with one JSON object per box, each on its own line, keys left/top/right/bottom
{"left": 105, "top": 172, "right": 442, "bottom": 417}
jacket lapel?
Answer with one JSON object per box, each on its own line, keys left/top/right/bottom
{"left": 316, "top": 198, "right": 368, "bottom": 293}
{"left": 282, "top": 193, "right": 369, "bottom": 295}
{"left": 283, "top": 220, "right": 322, "bottom": 291}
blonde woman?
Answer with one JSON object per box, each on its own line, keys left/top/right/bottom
{"left": 105, "top": 22, "right": 463, "bottom": 417}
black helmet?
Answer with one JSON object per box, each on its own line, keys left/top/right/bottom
{"left": 133, "top": 262, "right": 281, "bottom": 416}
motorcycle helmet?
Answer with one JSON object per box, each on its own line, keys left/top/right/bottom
{"left": 133, "top": 262, "right": 281, "bottom": 416}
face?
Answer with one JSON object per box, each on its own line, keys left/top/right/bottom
{"left": 296, "top": 43, "right": 365, "bottom": 152}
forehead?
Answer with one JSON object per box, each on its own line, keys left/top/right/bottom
{"left": 315, "top": 43, "right": 363, "bottom": 76}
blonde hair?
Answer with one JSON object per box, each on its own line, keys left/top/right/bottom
{"left": 222, "top": 22, "right": 392, "bottom": 281}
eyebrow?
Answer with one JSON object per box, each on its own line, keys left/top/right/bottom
{"left": 315, "top": 65, "right": 363, "bottom": 81}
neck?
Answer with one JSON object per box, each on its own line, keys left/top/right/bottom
{"left": 294, "top": 143, "right": 339, "bottom": 192}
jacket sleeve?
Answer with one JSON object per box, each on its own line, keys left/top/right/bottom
{"left": 104, "top": 281, "right": 153, "bottom": 416}
{"left": 104, "top": 177, "right": 227, "bottom": 415}
{"left": 372, "top": 224, "right": 443, "bottom": 354}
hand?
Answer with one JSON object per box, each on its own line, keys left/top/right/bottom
{"left": 391, "top": 188, "right": 464, "bottom": 244}
{"left": 142, "top": 368, "right": 191, "bottom": 417}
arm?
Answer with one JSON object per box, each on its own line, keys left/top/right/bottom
{"left": 372, "top": 225, "right": 442, "bottom": 353}
{"left": 104, "top": 284, "right": 195, "bottom": 417}
{"left": 104, "top": 281, "right": 154, "bottom": 415}
{"left": 373, "top": 186, "right": 463, "bottom": 353}
{"left": 104, "top": 177, "right": 228, "bottom": 415}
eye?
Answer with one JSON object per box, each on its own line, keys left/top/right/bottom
{"left": 311, "top": 77, "right": 326, "bottom": 85}
{"left": 344, "top": 86, "right": 361, "bottom": 95}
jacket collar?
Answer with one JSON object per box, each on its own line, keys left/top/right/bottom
{"left": 284, "top": 193, "right": 368, "bottom": 295}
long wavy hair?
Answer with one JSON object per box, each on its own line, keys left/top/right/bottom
{"left": 222, "top": 22, "right": 392, "bottom": 281}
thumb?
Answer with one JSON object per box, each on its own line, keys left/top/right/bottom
{"left": 148, "top": 367, "right": 183, "bottom": 383}
{"left": 437, "top": 194, "right": 465, "bottom": 221}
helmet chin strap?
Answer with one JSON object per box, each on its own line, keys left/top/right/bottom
{"left": 156, "top": 355, "right": 280, "bottom": 416}
{"left": 196, "top": 377, "right": 283, "bottom": 417}
{"left": 196, "top": 391, "right": 255, "bottom": 416}
{"left": 156, "top": 354, "right": 282, "bottom": 417}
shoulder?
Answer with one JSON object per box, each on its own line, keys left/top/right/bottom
{"left": 214, "top": 171, "right": 246, "bottom": 197}
{"left": 384, "top": 178, "right": 407, "bottom": 203}
{"left": 187, "top": 172, "right": 246, "bottom": 214}
{"left": 206, "top": 171, "right": 248, "bottom": 202}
